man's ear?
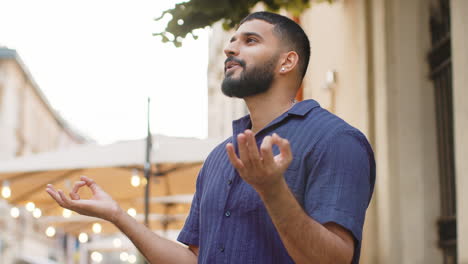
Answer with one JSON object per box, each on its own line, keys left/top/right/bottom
{"left": 279, "top": 51, "right": 299, "bottom": 74}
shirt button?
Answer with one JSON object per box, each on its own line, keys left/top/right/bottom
{"left": 227, "top": 179, "right": 233, "bottom": 185}
{"left": 219, "top": 246, "right": 225, "bottom": 252}
{"left": 225, "top": 211, "right": 231, "bottom": 217}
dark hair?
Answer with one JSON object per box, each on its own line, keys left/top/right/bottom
{"left": 239, "top": 11, "right": 311, "bottom": 80}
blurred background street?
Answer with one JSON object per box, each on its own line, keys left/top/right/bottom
{"left": 0, "top": 0, "right": 467, "bottom": 263}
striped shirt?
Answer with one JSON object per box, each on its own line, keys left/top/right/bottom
{"left": 178, "top": 99, "right": 376, "bottom": 264}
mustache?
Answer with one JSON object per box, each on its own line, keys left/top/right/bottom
{"left": 224, "top": 57, "right": 246, "bottom": 69}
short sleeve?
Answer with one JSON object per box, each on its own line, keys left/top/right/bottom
{"left": 177, "top": 165, "right": 205, "bottom": 246}
{"left": 304, "top": 130, "right": 375, "bottom": 263}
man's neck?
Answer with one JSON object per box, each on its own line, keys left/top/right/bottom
{"left": 244, "top": 91, "right": 296, "bottom": 134}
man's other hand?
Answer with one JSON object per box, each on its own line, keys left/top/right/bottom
{"left": 46, "top": 175, "right": 122, "bottom": 223}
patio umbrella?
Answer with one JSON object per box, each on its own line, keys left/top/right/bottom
{"left": 0, "top": 135, "right": 220, "bottom": 235}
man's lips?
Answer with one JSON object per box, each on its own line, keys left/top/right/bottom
{"left": 224, "top": 57, "right": 245, "bottom": 73}
{"left": 225, "top": 61, "right": 242, "bottom": 72}
{"left": 225, "top": 64, "right": 241, "bottom": 73}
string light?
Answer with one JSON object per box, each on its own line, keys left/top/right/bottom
{"left": 78, "top": 232, "right": 88, "bottom": 243}
{"left": 25, "top": 202, "right": 35, "bottom": 212}
{"left": 92, "top": 223, "right": 102, "bottom": 234}
{"left": 10, "top": 207, "right": 20, "bottom": 218}
{"left": 45, "top": 226, "right": 56, "bottom": 237}
{"left": 113, "top": 238, "right": 122, "bottom": 248}
{"left": 62, "top": 208, "right": 72, "bottom": 218}
{"left": 90, "top": 251, "right": 103, "bottom": 263}
{"left": 141, "top": 177, "right": 148, "bottom": 186}
{"left": 33, "top": 208, "right": 42, "bottom": 218}
{"left": 127, "top": 208, "right": 137, "bottom": 218}
{"left": 119, "top": 252, "right": 129, "bottom": 261}
{"left": 131, "top": 169, "right": 140, "bottom": 187}
{"left": 128, "top": 254, "right": 137, "bottom": 264}
{"left": 2, "top": 181, "right": 11, "bottom": 199}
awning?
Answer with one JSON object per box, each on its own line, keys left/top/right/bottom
{"left": 0, "top": 135, "right": 220, "bottom": 235}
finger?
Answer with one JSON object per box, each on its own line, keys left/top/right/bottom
{"left": 70, "top": 181, "right": 85, "bottom": 200}
{"left": 226, "top": 143, "right": 245, "bottom": 170}
{"left": 70, "top": 192, "right": 80, "bottom": 200}
{"left": 80, "top": 176, "right": 101, "bottom": 195}
{"left": 58, "top": 189, "right": 76, "bottom": 209}
{"left": 46, "top": 185, "right": 66, "bottom": 207}
{"left": 260, "top": 136, "right": 275, "bottom": 166}
{"left": 244, "top": 130, "right": 261, "bottom": 162}
{"left": 274, "top": 133, "right": 293, "bottom": 165}
{"left": 237, "top": 133, "right": 251, "bottom": 166}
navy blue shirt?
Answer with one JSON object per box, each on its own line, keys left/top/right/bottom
{"left": 178, "top": 99, "right": 376, "bottom": 263}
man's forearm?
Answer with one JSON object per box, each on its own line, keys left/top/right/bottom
{"left": 112, "top": 209, "right": 197, "bottom": 264}
{"left": 258, "top": 179, "right": 353, "bottom": 264}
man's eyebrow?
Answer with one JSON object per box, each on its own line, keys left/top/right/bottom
{"left": 230, "top": 32, "right": 264, "bottom": 42}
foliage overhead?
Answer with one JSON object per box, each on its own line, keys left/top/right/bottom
{"left": 154, "top": 0, "right": 334, "bottom": 47}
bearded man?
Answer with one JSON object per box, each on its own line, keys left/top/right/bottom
{"left": 47, "top": 11, "right": 375, "bottom": 264}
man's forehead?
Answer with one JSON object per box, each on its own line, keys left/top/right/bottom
{"left": 233, "top": 19, "right": 275, "bottom": 39}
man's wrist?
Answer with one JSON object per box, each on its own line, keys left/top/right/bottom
{"left": 257, "top": 177, "right": 288, "bottom": 202}
{"left": 110, "top": 206, "right": 125, "bottom": 225}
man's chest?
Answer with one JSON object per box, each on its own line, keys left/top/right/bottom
{"left": 198, "top": 149, "right": 307, "bottom": 221}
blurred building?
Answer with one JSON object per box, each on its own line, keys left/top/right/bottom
{"left": 0, "top": 47, "right": 88, "bottom": 263}
{"left": 0, "top": 48, "right": 87, "bottom": 160}
{"left": 206, "top": 0, "right": 467, "bottom": 263}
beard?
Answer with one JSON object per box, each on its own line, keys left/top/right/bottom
{"left": 221, "top": 53, "right": 279, "bottom": 98}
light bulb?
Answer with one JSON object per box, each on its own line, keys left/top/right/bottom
{"left": 33, "top": 208, "right": 42, "bottom": 218}
{"left": 1, "top": 185, "right": 11, "bottom": 199}
{"left": 26, "top": 202, "right": 35, "bottom": 212}
{"left": 128, "top": 254, "right": 137, "bottom": 264}
{"left": 90, "top": 251, "right": 103, "bottom": 263}
{"left": 78, "top": 232, "right": 88, "bottom": 243}
{"left": 10, "top": 207, "right": 20, "bottom": 218}
{"left": 120, "top": 252, "right": 129, "bottom": 261}
{"left": 141, "top": 177, "right": 148, "bottom": 186}
{"left": 62, "top": 208, "right": 72, "bottom": 218}
{"left": 92, "top": 223, "right": 102, "bottom": 234}
{"left": 131, "top": 169, "right": 140, "bottom": 187}
{"left": 127, "top": 208, "right": 137, "bottom": 218}
{"left": 45, "top": 226, "right": 56, "bottom": 237}
{"left": 131, "top": 175, "right": 140, "bottom": 187}
{"left": 113, "top": 238, "right": 122, "bottom": 248}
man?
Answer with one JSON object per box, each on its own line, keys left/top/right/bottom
{"left": 46, "top": 11, "right": 375, "bottom": 264}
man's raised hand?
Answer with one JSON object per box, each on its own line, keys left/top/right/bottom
{"left": 46, "top": 175, "right": 122, "bottom": 223}
{"left": 225, "top": 130, "right": 293, "bottom": 194}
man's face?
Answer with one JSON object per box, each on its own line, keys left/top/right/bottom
{"left": 221, "top": 19, "right": 281, "bottom": 98}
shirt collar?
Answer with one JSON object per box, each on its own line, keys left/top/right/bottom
{"left": 232, "top": 99, "right": 320, "bottom": 136}
{"left": 287, "top": 99, "right": 320, "bottom": 116}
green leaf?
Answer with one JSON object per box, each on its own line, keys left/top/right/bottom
{"left": 154, "top": 0, "right": 335, "bottom": 47}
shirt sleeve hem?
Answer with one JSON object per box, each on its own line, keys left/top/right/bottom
{"left": 310, "top": 207, "right": 363, "bottom": 242}
{"left": 177, "top": 229, "right": 199, "bottom": 247}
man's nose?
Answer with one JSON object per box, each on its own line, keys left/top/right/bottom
{"left": 224, "top": 42, "right": 239, "bottom": 57}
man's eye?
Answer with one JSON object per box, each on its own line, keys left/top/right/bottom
{"left": 246, "top": 38, "right": 257, "bottom": 43}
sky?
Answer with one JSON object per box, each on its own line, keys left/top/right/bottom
{"left": 0, "top": 0, "right": 210, "bottom": 144}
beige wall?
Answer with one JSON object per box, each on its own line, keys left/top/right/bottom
{"left": 371, "top": 0, "right": 442, "bottom": 262}
{"left": 300, "top": 0, "right": 447, "bottom": 263}
{"left": 450, "top": 0, "right": 468, "bottom": 263}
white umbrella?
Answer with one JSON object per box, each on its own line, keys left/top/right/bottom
{"left": 0, "top": 135, "right": 220, "bottom": 234}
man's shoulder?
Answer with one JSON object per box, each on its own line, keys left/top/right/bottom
{"left": 299, "top": 106, "right": 358, "bottom": 139}
{"left": 204, "top": 137, "right": 232, "bottom": 161}
{"left": 295, "top": 106, "right": 373, "bottom": 155}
